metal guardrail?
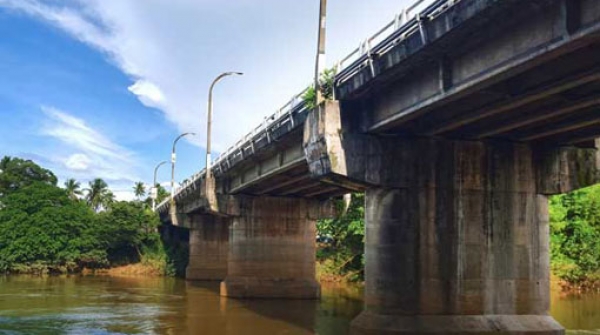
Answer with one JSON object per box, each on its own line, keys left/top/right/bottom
{"left": 157, "top": 0, "right": 459, "bottom": 211}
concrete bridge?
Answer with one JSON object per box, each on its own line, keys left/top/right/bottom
{"left": 157, "top": 0, "right": 600, "bottom": 333}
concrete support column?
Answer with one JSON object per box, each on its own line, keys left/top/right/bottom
{"left": 186, "top": 215, "right": 229, "bottom": 281}
{"left": 220, "top": 196, "right": 320, "bottom": 299}
{"left": 351, "top": 140, "right": 564, "bottom": 334}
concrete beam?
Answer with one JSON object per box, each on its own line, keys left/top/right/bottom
{"left": 472, "top": 96, "right": 600, "bottom": 138}
{"left": 425, "top": 67, "right": 600, "bottom": 135}
{"left": 536, "top": 141, "right": 600, "bottom": 194}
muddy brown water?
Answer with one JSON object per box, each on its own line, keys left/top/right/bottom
{"left": 0, "top": 276, "right": 598, "bottom": 334}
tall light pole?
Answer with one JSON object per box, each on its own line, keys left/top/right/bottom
{"left": 206, "top": 71, "right": 243, "bottom": 180}
{"left": 152, "top": 160, "right": 167, "bottom": 211}
{"left": 315, "top": 0, "right": 327, "bottom": 106}
{"left": 171, "top": 132, "right": 196, "bottom": 199}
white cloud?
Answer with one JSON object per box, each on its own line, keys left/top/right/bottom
{"left": 128, "top": 79, "right": 166, "bottom": 109}
{"left": 65, "top": 153, "right": 91, "bottom": 171}
{"left": 0, "top": 0, "right": 415, "bottom": 153}
{"left": 40, "top": 106, "right": 141, "bottom": 201}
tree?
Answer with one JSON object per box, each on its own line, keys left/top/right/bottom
{"left": 316, "top": 193, "right": 365, "bottom": 281}
{"left": 144, "top": 184, "right": 169, "bottom": 208}
{"left": 102, "top": 191, "right": 116, "bottom": 210}
{"left": 85, "top": 178, "right": 111, "bottom": 212}
{"left": 549, "top": 185, "right": 600, "bottom": 286}
{"left": 0, "top": 156, "right": 57, "bottom": 197}
{"left": 133, "top": 182, "right": 146, "bottom": 200}
{"left": 0, "top": 182, "right": 101, "bottom": 272}
{"left": 64, "top": 178, "right": 82, "bottom": 200}
{"left": 156, "top": 184, "right": 169, "bottom": 203}
{"left": 95, "top": 201, "right": 160, "bottom": 264}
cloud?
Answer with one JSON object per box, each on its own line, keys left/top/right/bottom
{"left": 1, "top": 0, "right": 416, "bottom": 153}
{"left": 127, "top": 80, "right": 166, "bottom": 109}
{"left": 40, "top": 106, "right": 140, "bottom": 200}
{"left": 65, "top": 153, "right": 91, "bottom": 171}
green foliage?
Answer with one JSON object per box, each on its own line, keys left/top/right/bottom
{"left": 0, "top": 156, "right": 57, "bottom": 197}
{"left": 0, "top": 156, "right": 176, "bottom": 276}
{"left": 140, "top": 239, "right": 188, "bottom": 277}
{"left": 144, "top": 184, "right": 168, "bottom": 208}
{"left": 64, "top": 178, "right": 83, "bottom": 200}
{"left": 549, "top": 184, "right": 600, "bottom": 287}
{"left": 0, "top": 182, "right": 99, "bottom": 273}
{"left": 316, "top": 193, "right": 365, "bottom": 282}
{"left": 133, "top": 181, "right": 146, "bottom": 200}
{"left": 95, "top": 201, "right": 160, "bottom": 264}
{"left": 85, "top": 178, "right": 114, "bottom": 212}
{"left": 302, "top": 67, "right": 336, "bottom": 110}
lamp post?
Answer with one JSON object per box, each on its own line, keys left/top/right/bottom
{"left": 152, "top": 160, "right": 167, "bottom": 211}
{"left": 314, "top": 0, "right": 327, "bottom": 106}
{"left": 171, "top": 132, "right": 196, "bottom": 199}
{"left": 206, "top": 71, "right": 243, "bottom": 180}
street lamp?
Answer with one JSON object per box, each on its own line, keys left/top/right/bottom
{"left": 152, "top": 160, "right": 167, "bottom": 211}
{"left": 206, "top": 71, "right": 243, "bottom": 179}
{"left": 171, "top": 132, "right": 196, "bottom": 199}
{"left": 314, "top": 0, "right": 327, "bottom": 106}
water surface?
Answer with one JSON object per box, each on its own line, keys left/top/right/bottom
{"left": 0, "top": 276, "right": 597, "bottom": 334}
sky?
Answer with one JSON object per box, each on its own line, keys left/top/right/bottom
{"left": 0, "top": 0, "right": 415, "bottom": 200}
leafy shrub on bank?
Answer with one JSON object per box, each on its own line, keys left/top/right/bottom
{"left": 550, "top": 184, "right": 600, "bottom": 288}
{"left": 316, "top": 194, "right": 365, "bottom": 282}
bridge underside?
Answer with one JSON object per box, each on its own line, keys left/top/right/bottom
{"left": 226, "top": 129, "right": 355, "bottom": 199}
{"left": 339, "top": 0, "right": 600, "bottom": 148}
{"left": 370, "top": 42, "right": 600, "bottom": 147}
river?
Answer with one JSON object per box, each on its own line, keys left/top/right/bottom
{"left": 0, "top": 276, "right": 598, "bottom": 334}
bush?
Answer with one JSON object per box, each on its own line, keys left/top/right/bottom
{"left": 550, "top": 184, "right": 600, "bottom": 288}
{"left": 316, "top": 193, "right": 365, "bottom": 282}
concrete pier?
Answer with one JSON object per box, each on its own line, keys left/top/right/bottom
{"left": 220, "top": 196, "right": 320, "bottom": 299}
{"left": 350, "top": 139, "right": 566, "bottom": 334}
{"left": 186, "top": 215, "right": 229, "bottom": 281}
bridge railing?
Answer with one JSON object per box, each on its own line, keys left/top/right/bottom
{"left": 157, "top": 0, "right": 459, "bottom": 212}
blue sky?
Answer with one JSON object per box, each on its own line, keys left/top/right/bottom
{"left": 0, "top": 0, "right": 416, "bottom": 199}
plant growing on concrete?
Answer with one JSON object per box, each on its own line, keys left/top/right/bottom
{"left": 302, "top": 67, "right": 336, "bottom": 110}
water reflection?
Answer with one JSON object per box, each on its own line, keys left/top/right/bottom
{"left": 0, "top": 276, "right": 597, "bottom": 334}
{"left": 0, "top": 276, "right": 363, "bottom": 334}
{"left": 551, "top": 284, "right": 600, "bottom": 334}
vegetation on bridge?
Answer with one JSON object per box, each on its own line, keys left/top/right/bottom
{"left": 0, "top": 156, "right": 185, "bottom": 276}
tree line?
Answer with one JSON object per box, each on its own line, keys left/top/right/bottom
{"left": 0, "top": 156, "right": 182, "bottom": 275}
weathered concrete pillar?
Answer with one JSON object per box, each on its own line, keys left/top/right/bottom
{"left": 304, "top": 102, "right": 600, "bottom": 333}
{"left": 220, "top": 196, "right": 320, "bottom": 299}
{"left": 350, "top": 140, "right": 566, "bottom": 334}
{"left": 186, "top": 215, "right": 229, "bottom": 281}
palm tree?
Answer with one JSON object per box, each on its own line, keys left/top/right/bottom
{"left": 133, "top": 181, "right": 146, "bottom": 201}
{"left": 102, "top": 191, "right": 116, "bottom": 210}
{"left": 85, "top": 178, "right": 110, "bottom": 212}
{"left": 64, "top": 178, "right": 82, "bottom": 200}
{"left": 0, "top": 156, "right": 10, "bottom": 171}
